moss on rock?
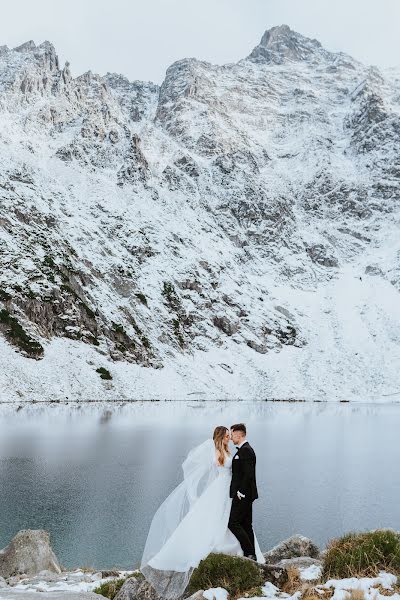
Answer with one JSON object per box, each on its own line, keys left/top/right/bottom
{"left": 187, "top": 553, "right": 263, "bottom": 598}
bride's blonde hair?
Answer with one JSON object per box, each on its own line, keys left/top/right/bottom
{"left": 213, "top": 426, "right": 231, "bottom": 466}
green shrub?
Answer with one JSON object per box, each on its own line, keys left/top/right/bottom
{"left": 0, "top": 309, "right": 44, "bottom": 357}
{"left": 162, "top": 281, "right": 181, "bottom": 311}
{"left": 0, "top": 289, "right": 11, "bottom": 301}
{"left": 112, "top": 322, "right": 126, "bottom": 335}
{"left": 172, "top": 318, "right": 185, "bottom": 347}
{"left": 43, "top": 255, "right": 56, "bottom": 270}
{"left": 187, "top": 553, "right": 263, "bottom": 598}
{"left": 88, "top": 334, "right": 100, "bottom": 346}
{"left": 135, "top": 292, "right": 148, "bottom": 306}
{"left": 96, "top": 367, "right": 113, "bottom": 380}
{"left": 162, "top": 281, "right": 175, "bottom": 302}
{"left": 130, "top": 318, "right": 143, "bottom": 336}
{"left": 94, "top": 573, "right": 142, "bottom": 599}
{"left": 94, "top": 577, "right": 125, "bottom": 599}
{"left": 323, "top": 529, "right": 400, "bottom": 579}
{"left": 140, "top": 335, "right": 151, "bottom": 349}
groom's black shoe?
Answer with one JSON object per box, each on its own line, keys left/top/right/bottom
{"left": 244, "top": 554, "right": 257, "bottom": 561}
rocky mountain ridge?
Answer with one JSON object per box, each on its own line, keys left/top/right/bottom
{"left": 0, "top": 25, "right": 400, "bottom": 401}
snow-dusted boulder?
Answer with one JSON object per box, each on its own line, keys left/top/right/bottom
{"left": 274, "top": 556, "right": 322, "bottom": 570}
{"left": 0, "top": 530, "right": 61, "bottom": 578}
{"left": 263, "top": 534, "right": 320, "bottom": 563}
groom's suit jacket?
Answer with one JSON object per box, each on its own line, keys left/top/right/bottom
{"left": 229, "top": 441, "right": 258, "bottom": 501}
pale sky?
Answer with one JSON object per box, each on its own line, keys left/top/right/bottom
{"left": 1, "top": 0, "right": 399, "bottom": 84}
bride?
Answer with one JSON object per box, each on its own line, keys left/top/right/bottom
{"left": 140, "top": 426, "right": 265, "bottom": 598}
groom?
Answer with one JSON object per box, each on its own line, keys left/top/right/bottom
{"left": 228, "top": 423, "right": 258, "bottom": 561}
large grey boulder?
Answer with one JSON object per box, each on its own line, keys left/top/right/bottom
{"left": 275, "top": 556, "right": 322, "bottom": 569}
{"left": 261, "top": 564, "right": 288, "bottom": 587}
{"left": 0, "top": 577, "right": 8, "bottom": 589}
{"left": 114, "top": 576, "right": 204, "bottom": 600}
{"left": 263, "top": 535, "right": 320, "bottom": 564}
{"left": 117, "top": 578, "right": 168, "bottom": 600}
{"left": 114, "top": 577, "right": 144, "bottom": 600}
{"left": 0, "top": 530, "right": 61, "bottom": 578}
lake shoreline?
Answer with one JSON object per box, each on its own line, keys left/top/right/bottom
{"left": 1, "top": 397, "right": 400, "bottom": 405}
{"left": 2, "top": 529, "right": 400, "bottom": 600}
{"left": 2, "top": 401, "right": 400, "bottom": 569}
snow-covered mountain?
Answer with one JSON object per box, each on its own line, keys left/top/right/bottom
{"left": 1, "top": 25, "right": 400, "bottom": 402}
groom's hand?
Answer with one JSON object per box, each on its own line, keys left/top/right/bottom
{"left": 237, "top": 491, "right": 245, "bottom": 500}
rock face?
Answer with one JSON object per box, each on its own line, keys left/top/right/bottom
{"left": 275, "top": 556, "right": 322, "bottom": 570}
{"left": 247, "top": 24, "right": 328, "bottom": 64}
{"left": 263, "top": 534, "right": 320, "bottom": 564}
{"left": 0, "top": 530, "right": 61, "bottom": 578}
{"left": 114, "top": 577, "right": 144, "bottom": 600}
{"left": 115, "top": 577, "right": 167, "bottom": 600}
{"left": 261, "top": 564, "right": 289, "bottom": 587}
{"left": 115, "top": 578, "right": 206, "bottom": 600}
{"left": 1, "top": 25, "right": 400, "bottom": 401}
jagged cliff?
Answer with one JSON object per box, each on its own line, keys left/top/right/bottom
{"left": 0, "top": 26, "right": 400, "bottom": 401}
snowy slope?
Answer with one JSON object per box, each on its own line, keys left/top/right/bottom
{"left": 0, "top": 25, "right": 400, "bottom": 402}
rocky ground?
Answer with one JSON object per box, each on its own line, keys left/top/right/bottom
{"left": 1, "top": 530, "right": 400, "bottom": 600}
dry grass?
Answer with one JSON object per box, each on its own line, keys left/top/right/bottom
{"left": 347, "top": 590, "right": 366, "bottom": 600}
{"left": 282, "top": 566, "right": 302, "bottom": 594}
{"left": 279, "top": 566, "right": 333, "bottom": 600}
{"left": 323, "top": 530, "right": 400, "bottom": 580}
{"left": 371, "top": 583, "right": 399, "bottom": 597}
{"left": 301, "top": 585, "right": 326, "bottom": 600}
{"left": 235, "top": 586, "right": 265, "bottom": 599}
{"left": 391, "top": 582, "right": 400, "bottom": 595}
{"left": 94, "top": 573, "right": 142, "bottom": 599}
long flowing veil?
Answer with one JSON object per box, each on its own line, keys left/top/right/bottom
{"left": 140, "top": 438, "right": 218, "bottom": 598}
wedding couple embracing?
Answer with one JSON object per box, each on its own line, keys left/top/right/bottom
{"left": 140, "top": 423, "right": 265, "bottom": 598}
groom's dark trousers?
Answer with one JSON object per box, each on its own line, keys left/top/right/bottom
{"left": 229, "top": 496, "right": 255, "bottom": 556}
{"left": 228, "top": 441, "right": 258, "bottom": 556}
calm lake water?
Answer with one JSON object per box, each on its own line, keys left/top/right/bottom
{"left": 0, "top": 401, "right": 399, "bottom": 570}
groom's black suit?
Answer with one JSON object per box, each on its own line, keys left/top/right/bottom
{"left": 228, "top": 441, "right": 258, "bottom": 557}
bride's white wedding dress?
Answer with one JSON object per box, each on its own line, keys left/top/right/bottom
{"left": 140, "top": 439, "right": 265, "bottom": 598}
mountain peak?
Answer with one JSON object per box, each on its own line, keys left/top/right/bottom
{"left": 10, "top": 39, "right": 59, "bottom": 71}
{"left": 12, "top": 39, "right": 57, "bottom": 56}
{"left": 247, "top": 24, "right": 326, "bottom": 65}
{"left": 14, "top": 40, "right": 37, "bottom": 53}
